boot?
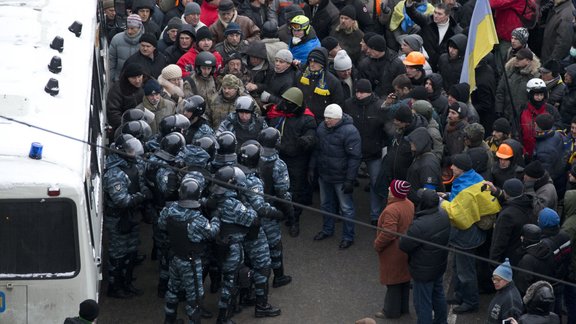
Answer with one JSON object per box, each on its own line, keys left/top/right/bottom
{"left": 157, "top": 278, "right": 169, "bottom": 298}
{"left": 289, "top": 210, "right": 300, "bottom": 237}
{"left": 188, "top": 304, "right": 202, "bottom": 324}
{"left": 124, "top": 253, "right": 144, "bottom": 296}
{"left": 164, "top": 303, "right": 178, "bottom": 324}
{"left": 107, "top": 258, "right": 132, "bottom": 299}
{"left": 238, "top": 287, "right": 256, "bottom": 306}
{"left": 272, "top": 266, "right": 292, "bottom": 288}
{"left": 216, "top": 308, "right": 236, "bottom": 324}
{"left": 200, "top": 303, "right": 213, "bottom": 319}
{"left": 254, "top": 284, "right": 281, "bottom": 318}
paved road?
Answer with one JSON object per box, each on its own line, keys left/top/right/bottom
{"left": 98, "top": 178, "right": 494, "bottom": 323}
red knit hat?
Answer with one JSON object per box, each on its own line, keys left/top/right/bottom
{"left": 390, "top": 179, "right": 411, "bottom": 199}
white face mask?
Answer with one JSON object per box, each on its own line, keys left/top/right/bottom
{"left": 570, "top": 47, "right": 576, "bottom": 58}
{"left": 292, "top": 36, "right": 301, "bottom": 45}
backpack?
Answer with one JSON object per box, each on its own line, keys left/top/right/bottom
{"left": 517, "top": 0, "right": 541, "bottom": 30}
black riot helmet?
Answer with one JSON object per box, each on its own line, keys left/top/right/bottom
{"left": 160, "top": 132, "right": 186, "bottom": 156}
{"left": 234, "top": 95, "right": 256, "bottom": 113}
{"left": 258, "top": 127, "right": 280, "bottom": 149}
{"left": 120, "top": 120, "right": 153, "bottom": 142}
{"left": 121, "top": 108, "right": 152, "bottom": 125}
{"left": 212, "top": 165, "right": 237, "bottom": 194}
{"left": 183, "top": 95, "right": 206, "bottom": 118}
{"left": 216, "top": 131, "right": 237, "bottom": 155}
{"left": 194, "top": 135, "right": 217, "bottom": 161}
{"left": 159, "top": 114, "right": 191, "bottom": 137}
{"left": 194, "top": 51, "right": 217, "bottom": 76}
{"left": 238, "top": 143, "right": 261, "bottom": 169}
{"left": 114, "top": 133, "right": 144, "bottom": 158}
{"left": 178, "top": 178, "right": 202, "bottom": 208}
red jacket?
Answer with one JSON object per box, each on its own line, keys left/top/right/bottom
{"left": 176, "top": 47, "right": 223, "bottom": 78}
{"left": 490, "top": 0, "right": 527, "bottom": 41}
{"left": 200, "top": 1, "right": 219, "bottom": 27}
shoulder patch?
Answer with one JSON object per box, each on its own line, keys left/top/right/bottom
{"left": 114, "top": 184, "right": 122, "bottom": 192}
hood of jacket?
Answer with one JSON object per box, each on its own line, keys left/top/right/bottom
{"left": 448, "top": 33, "right": 467, "bottom": 57}
{"left": 523, "top": 280, "right": 556, "bottom": 315}
{"left": 564, "top": 190, "right": 576, "bottom": 220}
{"left": 406, "top": 127, "right": 432, "bottom": 156}
{"left": 426, "top": 73, "right": 444, "bottom": 100}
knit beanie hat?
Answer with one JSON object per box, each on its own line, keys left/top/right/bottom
{"left": 324, "top": 104, "right": 343, "bottom": 119}
{"left": 363, "top": 32, "right": 377, "bottom": 44}
{"left": 224, "top": 22, "right": 242, "bottom": 36}
{"left": 143, "top": 79, "right": 162, "bottom": 95}
{"left": 493, "top": 258, "right": 513, "bottom": 282}
{"left": 412, "top": 100, "right": 433, "bottom": 121}
{"left": 340, "top": 5, "right": 356, "bottom": 20}
{"left": 184, "top": 2, "right": 201, "bottom": 15}
{"left": 538, "top": 207, "right": 560, "bottom": 228}
{"left": 195, "top": 26, "right": 212, "bottom": 41}
{"left": 401, "top": 34, "right": 424, "bottom": 51}
{"left": 79, "top": 299, "right": 99, "bottom": 321}
{"left": 262, "top": 21, "right": 278, "bottom": 38}
{"left": 451, "top": 153, "right": 472, "bottom": 171}
{"left": 540, "top": 59, "right": 562, "bottom": 77}
{"left": 166, "top": 17, "right": 182, "bottom": 31}
{"left": 535, "top": 113, "right": 554, "bottom": 131}
{"left": 140, "top": 33, "right": 157, "bottom": 48}
{"left": 307, "top": 48, "right": 326, "bottom": 66}
{"left": 523, "top": 223, "right": 542, "bottom": 245}
{"left": 367, "top": 35, "right": 386, "bottom": 52}
{"left": 333, "top": 50, "right": 352, "bottom": 71}
{"left": 524, "top": 160, "right": 545, "bottom": 179}
{"left": 516, "top": 48, "right": 534, "bottom": 61}
{"left": 127, "top": 14, "right": 143, "bottom": 28}
{"left": 355, "top": 79, "right": 372, "bottom": 93}
{"left": 284, "top": 4, "right": 304, "bottom": 21}
{"left": 161, "top": 64, "right": 182, "bottom": 80}
{"left": 448, "top": 83, "right": 470, "bottom": 103}
{"left": 389, "top": 179, "right": 411, "bottom": 199}
{"left": 219, "top": 0, "right": 235, "bottom": 11}
{"left": 503, "top": 178, "right": 524, "bottom": 199}
{"left": 409, "top": 86, "right": 428, "bottom": 100}
{"left": 321, "top": 36, "right": 340, "bottom": 52}
{"left": 221, "top": 74, "right": 242, "bottom": 89}
{"left": 448, "top": 102, "right": 468, "bottom": 119}
{"left": 123, "top": 62, "right": 144, "bottom": 77}
{"left": 394, "top": 104, "right": 413, "bottom": 123}
{"left": 492, "top": 117, "right": 511, "bottom": 134}
{"left": 275, "top": 49, "right": 293, "bottom": 63}
{"left": 511, "top": 27, "right": 529, "bottom": 46}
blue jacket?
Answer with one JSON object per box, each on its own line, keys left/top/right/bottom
{"left": 311, "top": 113, "right": 362, "bottom": 184}
{"left": 534, "top": 130, "right": 567, "bottom": 180}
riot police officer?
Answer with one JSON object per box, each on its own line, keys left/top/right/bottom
{"left": 217, "top": 96, "right": 268, "bottom": 152}
{"left": 182, "top": 95, "right": 214, "bottom": 144}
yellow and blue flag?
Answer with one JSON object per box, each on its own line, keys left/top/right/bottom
{"left": 459, "top": 0, "right": 499, "bottom": 91}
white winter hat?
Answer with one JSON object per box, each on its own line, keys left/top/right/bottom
{"left": 333, "top": 50, "right": 352, "bottom": 71}
{"left": 162, "top": 64, "right": 182, "bottom": 80}
{"left": 324, "top": 104, "right": 343, "bottom": 119}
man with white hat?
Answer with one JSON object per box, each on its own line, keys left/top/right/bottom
{"left": 311, "top": 104, "right": 361, "bottom": 249}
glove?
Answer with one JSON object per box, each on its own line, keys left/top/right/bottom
{"left": 342, "top": 180, "right": 354, "bottom": 194}
{"left": 260, "top": 91, "right": 271, "bottom": 103}
{"left": 264, "top": 207, "right": 284, "bottom": 220}
{"left": 131, "top": 192, "right": 146, "bottom": 207}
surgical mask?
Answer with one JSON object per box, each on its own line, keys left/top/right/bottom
{"left": 291, "top": 37, "right": 301, "bottom": 45}
{"left": 570, "top": 47, "right": 576, "bottom": 58}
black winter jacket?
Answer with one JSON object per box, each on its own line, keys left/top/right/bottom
{"left": 405, "top": 127, "right": 442, "bottom": 203}
{"left": 357, "top": 50, "right": 406, "bottom": 97}
{"left": 516, "top": 242, "right": 555, "bottom": 295}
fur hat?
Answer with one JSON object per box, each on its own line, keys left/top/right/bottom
{"left": 524, "top": 160, "right": 545, "bottom": 179}
{"left": 184, "top": 2, "right": 201, "bottom": 15}
{"left": 451, "top": 153, "right": 472, "bottom": 171}
{"left": 390, "top": 179, "right": 411, "bottom": 199}
{"left": 333, "top": 50, "right": 352, "bottom": 71}
{"left": 493, "top": 258, "right": 513, "bottom": 282}
{"left": 324, "top": 104, "right": 343, "bottom": 119}
{"left": 161, "top": 64, "right": 182, "bottom": 80}
{"left": 139, "top": 33, "right": 157, "bottom": 48}
{"left": 79, "top": 299, "right": 99, "bottom": 321}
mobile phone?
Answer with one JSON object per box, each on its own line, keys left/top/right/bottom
{"left": 502, "top": 319, "right": 512, "bottom": 324}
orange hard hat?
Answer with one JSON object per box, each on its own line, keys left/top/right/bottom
{"left": 496, "top": 143, "right": 514, "bottom": 159}
{"left": 403, "top": 51, "right": 426, "bottom": 66}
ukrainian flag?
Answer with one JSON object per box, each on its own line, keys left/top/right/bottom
{"left": 459, "top": 0, "right": 499, "bottom": 90}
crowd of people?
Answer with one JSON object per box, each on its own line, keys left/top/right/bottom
{"left": 98, "top": 0, "right": 576, "bottom": 323}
